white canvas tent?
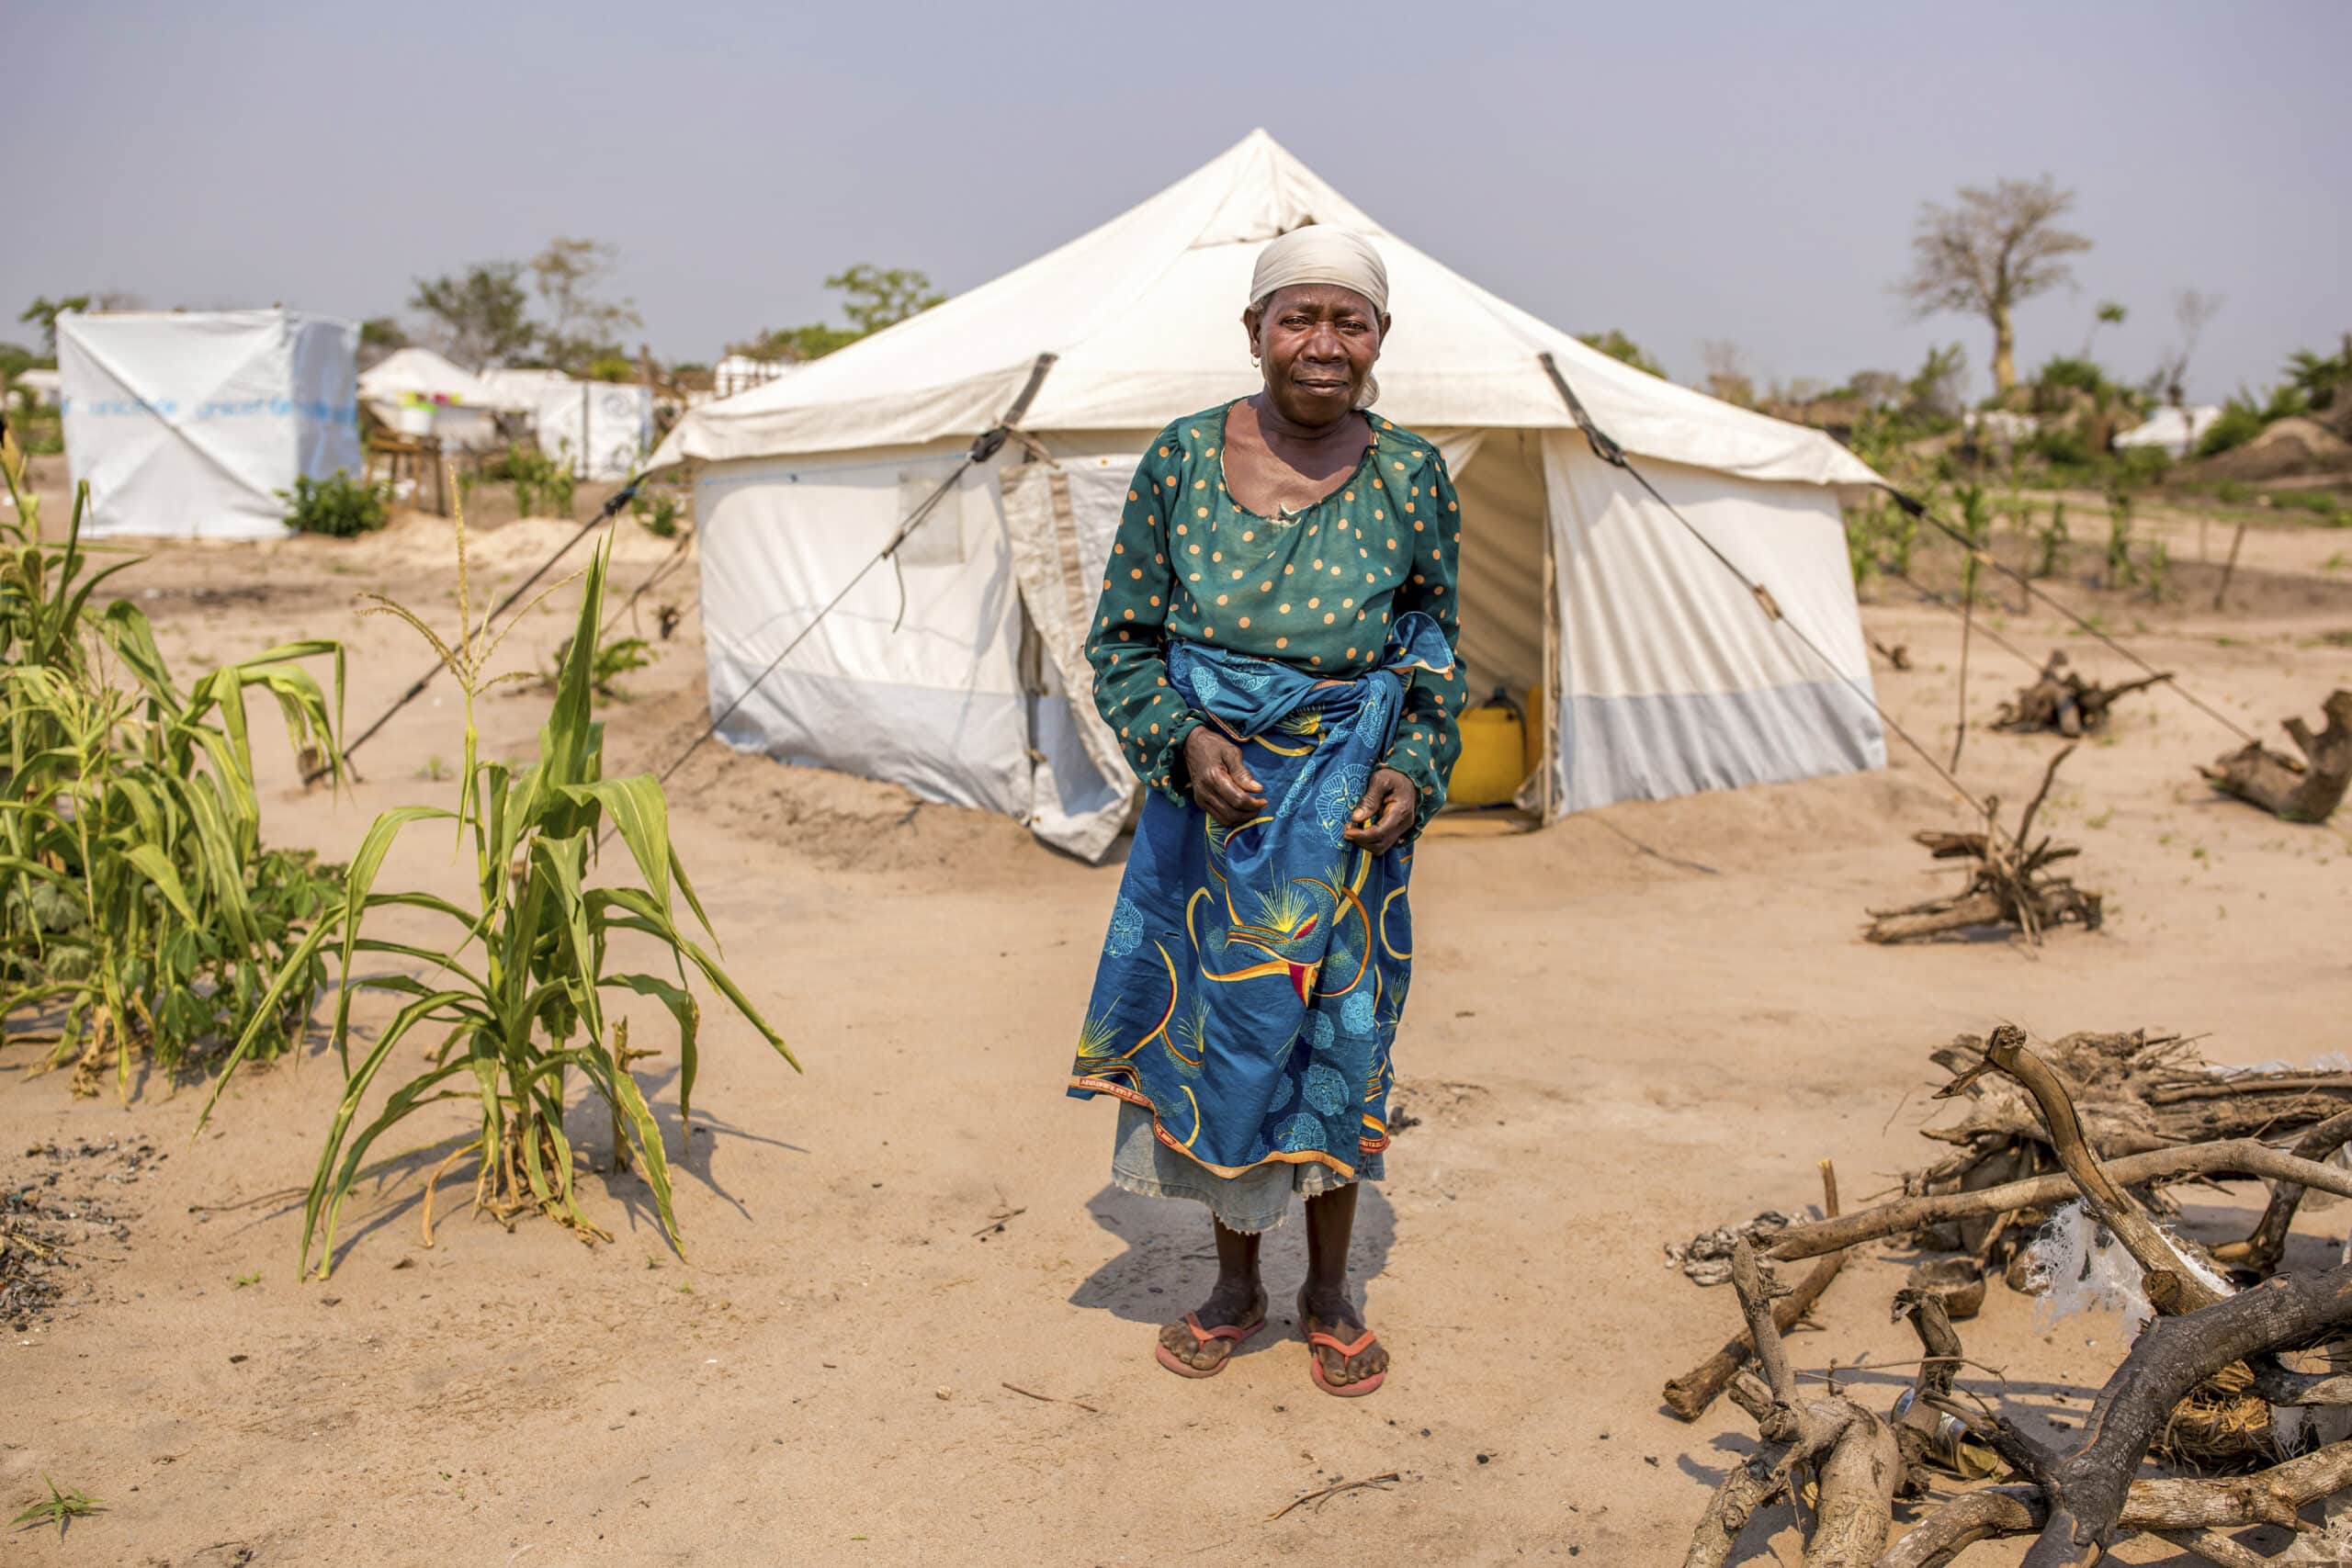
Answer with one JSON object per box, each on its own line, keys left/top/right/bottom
{"left": 60, "top": 310, "right": 361, "bottom": 540}
{"left": 2115, "top": 404, "right": 2222, "bottom": 458}
{"left": 537, "top": 379, "right": 652, "bottom": 479}
{"left": 357, "top": 346, "right": 504, "bottom": 449}
{"left": 650, "top": 130, "right": 1886, "bottom": 860}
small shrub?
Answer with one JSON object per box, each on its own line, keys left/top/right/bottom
{"left": 2215, "top": 479, "right": 2253, "bottom": 505}
{"left": 546, "top": 633, "right": 655, "bottom": 697}
{"left": 2112, "top": 446, "right": 2169, "bottom": 487}
{"left": 2104, "top": 484, "right": 2137, "bottom": 588}
{"left": 278, "top": 469, "right": 389, "bottom": 537}
{"left": 2028, "top": 424, "right": 2093, "bottom": 468}
{"left": 633, "top": 489, "right": 684, "bottom": 540}
{"left": 507, "top": 442, "right": 576, "bottom": 518}
{"left": 2270, "top": 489, "right": 2347, "bottom": 525}
{"left": 2033, "top": 500, "right": 2071, "bottom": 579}
{"left": 2197, "top": 399, "right": 2268, "bottom": 457}
{"left": 2141, "top": 538, "right": 2172, "bottom": 602}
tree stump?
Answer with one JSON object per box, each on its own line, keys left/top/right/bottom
{"left": 2201, "top": 689, "right": 2352, "bottom": 822}
{"left": 1993, "top": 649, "right": 2170, "bottom": 737}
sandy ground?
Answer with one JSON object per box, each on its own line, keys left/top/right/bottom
{"left": 4, "top": 468, "right": 2352, "bottom": 1567}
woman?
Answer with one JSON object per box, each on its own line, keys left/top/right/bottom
{"left": 1065, "top": 227, "right": 1464, "bottom": 1397}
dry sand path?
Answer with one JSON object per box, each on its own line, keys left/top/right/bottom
{"left": 4, "top": 497, "right": 2349, "bottom": 1565}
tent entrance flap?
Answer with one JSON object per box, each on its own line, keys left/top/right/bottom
{"left": 1448, "top": 428, "right": 1554, "bottom": 812}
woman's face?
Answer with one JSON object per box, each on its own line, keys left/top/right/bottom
{"left": 1243, "top": 284, "right": 1388, "bottom": 427}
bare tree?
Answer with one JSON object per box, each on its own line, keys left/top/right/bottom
{"left": 1895, "top": 175, "right": 2092, "bottom": 398}
{"left": 2150, "top": 288, "right": 2223, "bottom": 412}
{"left": 1697, "top": 339, "right": 1755, "bottom": 407}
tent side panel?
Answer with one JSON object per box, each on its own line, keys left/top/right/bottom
{"left": 289, "top": 316, "right": 363, "bottom": 483}
{"left": 695, "top": 452, "right": 1034, "bottom": 819}
{"left": 1542, "top": 435, "right": 1885, "bottom": 812}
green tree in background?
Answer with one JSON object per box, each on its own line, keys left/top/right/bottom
{"left": 732, "top": 265, "right": 945, "bottom": 364}
{"left": 409, "top": 263, "right": 537, "bottom": 368}
{"left": 1896, "top": 175, "right": 2091, "bottom": 398}
{"left": 16, "top": 296, "right": 92, "bottom": 355}
{"left": 1577, "top": 329, "right": 1664, "bottom": 378}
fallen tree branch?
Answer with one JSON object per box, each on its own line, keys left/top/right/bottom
{"left": 1667, "top": 1159, "right": 1845, "bottom": 1421}
{"left": 1686, "top": 1243, "right": 1898, "bottom": 1568}
{"left": 2021, "top": 1264, "right": 2352, "bottom": 1567}
{"left": 1970, "top": 1024, "right": 2227, "bottom": 1312}
{"left": 1772, "top": 1140, "right": 2352, "bottom": 1263}
{"left": 1880, "top": 1436, "right": 2352, "bottom": 1563}
{"left": 2215, "top": 1107, "right": 2352, "bottom": 1273}
{"left": 1866, "top": 749, "right": 2102, "bottom": 944}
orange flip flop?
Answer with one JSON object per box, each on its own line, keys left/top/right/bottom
{"left": 1306, "top": 1325, "right": 1386, "bottom": 1398}
{"left": 1155, "top": 1313, "right": 1267, "bottom": 1379}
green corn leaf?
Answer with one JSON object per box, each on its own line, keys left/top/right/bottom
{"left": 302, "top": 993, "right": 477, "bottom": 1277}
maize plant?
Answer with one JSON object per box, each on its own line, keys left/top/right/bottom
{"left": 202, "top": 505, "right": 793, "bottom": 1277}
{"left": 0, "top": 427, "right": 345, "bottom": 1093}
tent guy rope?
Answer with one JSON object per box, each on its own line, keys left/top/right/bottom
{"left": 1885, "top": 488, "right": 2261, "bottom": 746}
{"left": 312, "top": 475, "right": 642, "bottom": 783}
{"left": 1538, "top": 353, "right": 1996, "bottom": 822}
{"left": 635, "top": 353, "right": 1060, "bottom": 803}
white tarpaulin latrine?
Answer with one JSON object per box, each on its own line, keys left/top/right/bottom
{"left": 537, "top": 380, "right": 652, "bottom": 480}
{"left": 650, "top": 129, "right": 1887, "bottom": 861}
{"left": 60, "top": 310, "right": 361, "bottom": 540}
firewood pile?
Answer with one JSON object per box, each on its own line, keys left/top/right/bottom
{"left": 1866, "top": 745, "right": 2102, "bottom": 945}
{"left": 1993, "top": 650, "right": 2171, "bottom": 737}
{"left": 2202, "top": 690, "right": 2352, "bottom": 824}
{"left": 1668, "top": 1023, "right": 2352, "bottom": 1565}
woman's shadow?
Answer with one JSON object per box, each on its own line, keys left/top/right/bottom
{"left": 1068, "top": 1179, "right": 1397, "bottom": 1359}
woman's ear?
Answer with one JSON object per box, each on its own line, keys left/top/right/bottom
{"left": 1239, "top": 306, "right": 1262, "bottom": 361}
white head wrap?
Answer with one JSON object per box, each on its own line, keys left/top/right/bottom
{"left": 1248, "top": 226, "right": 1389, "bottom": 317}
{"left": 1248, "top": 227, "right": 1389, "bottom": 408}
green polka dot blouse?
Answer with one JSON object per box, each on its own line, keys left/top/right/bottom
{"left": 1084, "top": 400, "right": 1466, "bottom": 836}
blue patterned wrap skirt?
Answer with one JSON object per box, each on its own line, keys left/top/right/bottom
{"left": 1067, "top": 612, "right": 1453, "bottom": 1185}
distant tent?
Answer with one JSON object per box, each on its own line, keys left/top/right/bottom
{"left": 535, "top": 380, "right": 651, "bottom": 479}
{"left": 650, "top": 129, "right": 1886, "bottom": 860}
{"left": 8, "top": 367, "right": 62, "bottom": 407}
{"left": 60, "top": 310, "right": 360, "bottom": 540}
{"left": 357, "top": 346, "right": 504, "bottom": 449}
{"left": 2115, "top": 404, "right": 2222, "bottom": 458}
{"left": 713, "top": 354, "right": 795, "bottom": 400}
{"left": 478, "top": 366, "right": 574, "bottom": 417}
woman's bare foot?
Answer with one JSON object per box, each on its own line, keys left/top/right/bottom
{"left": 1297, "top": 1285, "right": 1388, "bottom": 1391}
{"left": 1158, "top": 1280, "right": 1267, "bottom": 1372}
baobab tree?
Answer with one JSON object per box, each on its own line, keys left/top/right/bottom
{"left": 1895, "top": 175, "right": 2092, "bottom": 398}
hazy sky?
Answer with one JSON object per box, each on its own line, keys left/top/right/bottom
{"left": 12, "top": 0, "right": 2346, "bottom": 402}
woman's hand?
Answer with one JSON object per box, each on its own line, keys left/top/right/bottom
{"left": 1184, "top": 728, "right": 1268, "bottom": 827}
{"left": 1342, "top": 768, "right": 1418, "bottom": 853}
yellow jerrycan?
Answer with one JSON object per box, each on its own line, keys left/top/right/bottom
{"left": 1449, "top": 687, "right": 1527, "bottom": 807}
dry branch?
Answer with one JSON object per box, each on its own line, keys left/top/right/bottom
{"left": 1994, "top": 650, "right": 2171, "bottom": 737}
{"left": 2201, "top": 689, "right": 2352, "bottom": 823}
{"left": 2019, "top": 1266, "right": 2352, "bottom": 1566}
{"left": 1666, "top": 1160, "right": 1845, "bottom": 1421}
{"left": 1772, "top": 1140, "right": 2352, "bottom": 1262}
{"left": 1686, "top": 1242, "right": 1898, "bottom": 1568}
{"left": 1866, "top": 747, "right": 2101, "bottom": 944}
{"left": 1965, "top": 1024, "right": 2227, "bottom": 1312}
{"left": 2216, "top": 1108, "right": 2352, "bottom": 1273}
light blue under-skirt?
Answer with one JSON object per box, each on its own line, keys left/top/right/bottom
{"left": 1109, "top": 1100, "right": 1385, "bottom": 1235}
